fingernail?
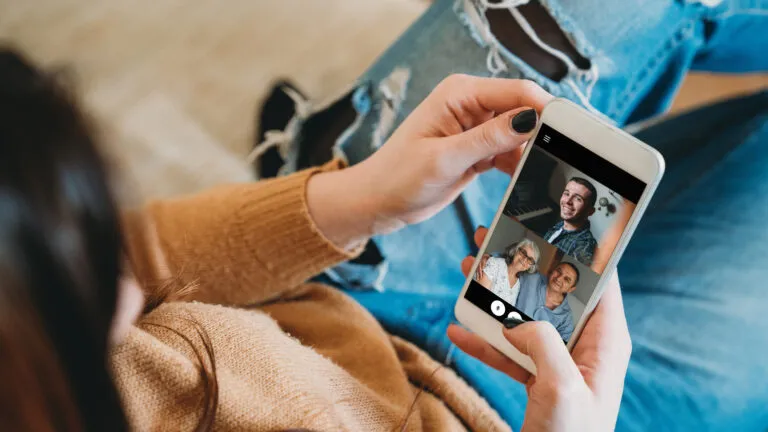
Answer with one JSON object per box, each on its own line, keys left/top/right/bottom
{"left": 503, "top": 316, "right": 524, "bottom": 329}
{"left": 511, "top": 109, "right": 537, "bottom": 133}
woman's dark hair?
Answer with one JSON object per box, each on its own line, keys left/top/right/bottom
{"left": 0, "top": 47, "right": 421, "bottom": 432}
{"left": 0, "top": 48, "right": 223, "bottom": 432}
{"left": 0, "top": 49, "right": 128, "bottom": 430}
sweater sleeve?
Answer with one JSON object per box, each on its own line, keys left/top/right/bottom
{"left": 123, "top": 160, "right": 361, "bottom": 306}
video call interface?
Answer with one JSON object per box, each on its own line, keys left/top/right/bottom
{"left": 465, "top": 124, "right": 646, "bottom": 342}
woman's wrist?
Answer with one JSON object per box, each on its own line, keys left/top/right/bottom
{"left": 306, "top": 166, "right": 399, "bottom": 251}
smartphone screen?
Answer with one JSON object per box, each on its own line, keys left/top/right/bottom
{"left": 464, "top": 123, "right": 646, "bottom": 343}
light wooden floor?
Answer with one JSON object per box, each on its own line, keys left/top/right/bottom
{"left": 0, "top": 0, "right": 764, "bottom": 201}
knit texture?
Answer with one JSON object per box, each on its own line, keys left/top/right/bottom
{"left": 112, "top": 162, "right": 511, "bottom": 431}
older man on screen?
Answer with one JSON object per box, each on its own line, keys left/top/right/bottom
{"left": 544, "top": 177, "right": 598, "bottom": 266}
{"left": 513, "top": 262, "right": 579, "bottom": 341}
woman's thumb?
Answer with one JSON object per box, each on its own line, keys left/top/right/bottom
{"left": 502, "top": 321, "right": 580, "bottom": 381}
{"left": 451, "top": 107, "right": 538, "bottom": 163}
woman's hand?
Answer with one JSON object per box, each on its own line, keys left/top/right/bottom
{"left": 307, "top": 75, "right": 552, "bottom": 250}
{"left": 448, "top": 228, "right": 632, "bottom": 432}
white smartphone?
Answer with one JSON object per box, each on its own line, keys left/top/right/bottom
{"left": 454, "top": 98, "right": 665, "bottom": 374}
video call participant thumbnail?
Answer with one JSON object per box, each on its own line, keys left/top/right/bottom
{"left": 545, "top": 177, "right": 598, "bottom": 266}
{"left": 515, "top": 262, "right": 580, "bottom": 342}
{"left": 475, "top": 240, "right": 541, "bottom": 306}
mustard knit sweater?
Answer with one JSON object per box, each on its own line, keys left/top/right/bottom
{"left": 113, "top": 162, "right": 510, "bottom": 431}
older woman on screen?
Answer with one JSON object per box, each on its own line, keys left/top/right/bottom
{"left": 475, "top": 239, "right": 541, "bottom": 305}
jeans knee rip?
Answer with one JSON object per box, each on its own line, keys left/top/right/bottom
{"left": 249, "top": 83, "right": 369, "bottom": 175}
{"left": 371, "top": 67, "right": 411, "bottom": 151}
{"left": 455, "top": 0, "right": 606, "bottom": 116}
{"left": 251, "top": 67, "right": 412, "bottom": 175}
{"left": 328, "top": 67, "right": 411, "bottom": 165}
{"left": 330, "top": 67, "right": 411, "bottom": 165}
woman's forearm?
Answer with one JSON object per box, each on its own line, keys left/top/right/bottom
{"left": 128, "top": 166, "right": 363, "bottom": 306}
{"left": 306, "top": 165, "right": 402, "bottom": 251}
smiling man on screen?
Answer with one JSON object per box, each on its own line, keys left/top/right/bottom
{"left": 545, "top": 177, "right": 598, "bottom": 266}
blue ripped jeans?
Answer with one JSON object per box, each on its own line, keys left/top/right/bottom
{"left": 304, "top": 0, "right": 768, "bottom": 430}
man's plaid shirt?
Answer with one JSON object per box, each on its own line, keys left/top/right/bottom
{"left": 544, "top": 220, "right": 597, "bottom": 266}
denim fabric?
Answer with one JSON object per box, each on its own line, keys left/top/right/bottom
{"left": 617, "top": 91, "right": 768, "bottom": 431}
{"left": 691, "top": 0, "right": 768, "bottom": 74}
{"left": 341, "top": 91, "right": 768, "bottom": 431}
{"left": 302, "top": 0, "right": 768, "bottom": 429}
{"left": 326, "top": 0, "right": 768, "bottom": 297}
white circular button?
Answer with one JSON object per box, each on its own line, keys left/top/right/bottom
{"left": 507, "top": 311, "right": 522, "bottom": 320}
{"left": 490, "top": 300, "right": 506, "bottom": 317}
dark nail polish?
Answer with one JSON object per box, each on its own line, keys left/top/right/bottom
{"left": 503, "top": 316, "right": 524, "bottom": 329}
{"left": 511, "top": 109, "right": 537, "bottom": 133}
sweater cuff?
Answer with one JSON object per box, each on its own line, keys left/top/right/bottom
{"left": 235, "top": 159, "right": 361, "bottom": 282}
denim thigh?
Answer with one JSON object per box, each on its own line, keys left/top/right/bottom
{"left": 323, "top": 1, "right": 768, "bottom": 429}
{"left": 616, "top": 91, "right": 768, "bottom": 432}
{"left": 346, "top": 91, "right": 768, "bottom": 431}
{"left": 326, "top": 0, "right": 750, "bottom": 296}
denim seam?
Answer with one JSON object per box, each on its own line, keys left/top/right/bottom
{"left": 609, "top": 19, "right": 698, "bottom": 119}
